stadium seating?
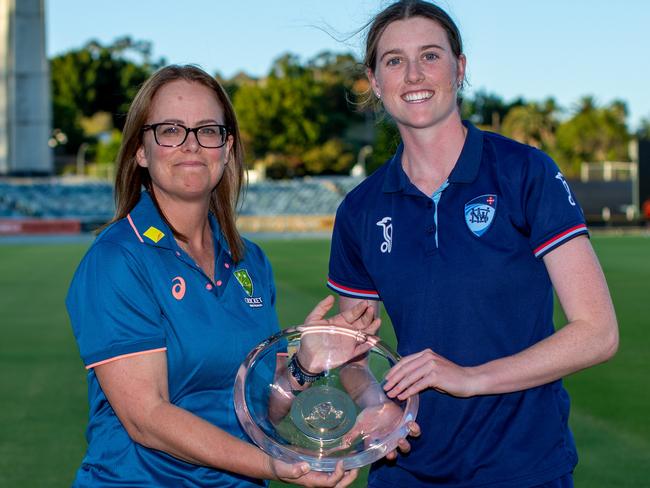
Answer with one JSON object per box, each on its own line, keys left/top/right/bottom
{"left": 0, "top": 177, "right": 364, "bottom": 223}
{"left": 0, "top": 181, "right": 114, "bottom": 221}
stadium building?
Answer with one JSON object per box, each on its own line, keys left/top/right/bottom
{"left": 0, "top": 0, "right": 51, "bottom": 176}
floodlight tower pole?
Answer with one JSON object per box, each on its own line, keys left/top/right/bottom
{"left": 0, "top": 0, "right": 52, "bottom": 176}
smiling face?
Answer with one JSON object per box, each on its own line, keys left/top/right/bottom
{"left": 136, "top": 79, "right": 233, "bottom": 204}
{"left": 368, "top": 16, "right": 466, "bottom": 131}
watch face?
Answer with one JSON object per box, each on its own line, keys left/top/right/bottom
{"left": 290, "top": 386, "right": 356, "bottom": 441}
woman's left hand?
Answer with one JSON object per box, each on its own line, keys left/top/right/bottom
{"left": 297, "top": 296, "right": 380, "bottom": 373}
{"left": 272, "top": 459, "right": 358, "bottom": 487}
{"left": 383, "top": 349, "right": 480, "bottom": 400}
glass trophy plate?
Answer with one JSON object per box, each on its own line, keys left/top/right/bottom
{"left": 234, "top": 325, "right": 419, "bottom": 471}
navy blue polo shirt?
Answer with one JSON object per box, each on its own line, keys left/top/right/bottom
{"left": 67, "top": 191, "right": 277, "bottom": 487}
{"left": 328, "top": 122, "right": 586, "bottom": 487}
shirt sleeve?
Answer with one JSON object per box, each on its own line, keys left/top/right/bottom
{"left": 327, "top": 199, "right": 380, "bottom": 300}
{"left": 66, "top": 241, "right": 166, "bottom": 368}
{"left": 523, "top": 149, "right": 589, "bottom": 259}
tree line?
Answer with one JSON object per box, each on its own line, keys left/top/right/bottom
{"left": 51, "top": 38, "right": 650, "bottom": 179}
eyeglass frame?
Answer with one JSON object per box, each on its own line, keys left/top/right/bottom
{"left": 142, "top": 122, "right": 230, "bottom": 149}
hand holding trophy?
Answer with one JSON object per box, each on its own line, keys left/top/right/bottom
{"left": 234, "top": 297, "right": 418, "bottom": 471}
{"left": 296, "top": 296, "right": 381, "bottom": 374}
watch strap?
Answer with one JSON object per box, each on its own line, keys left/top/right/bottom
{"left": 288, "top": 353, "right": 325, "bottom": 386}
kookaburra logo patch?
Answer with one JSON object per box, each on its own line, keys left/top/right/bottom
{"left": 376, "top": 217, "right": 392, "bottom": 253}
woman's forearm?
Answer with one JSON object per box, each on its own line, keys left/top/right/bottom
{"left": 133, "top": 400, "right": 275, "bottom": 480}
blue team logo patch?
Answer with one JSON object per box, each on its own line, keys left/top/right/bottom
{"left": 464, "top": 194, "right": 497, "bottom": 237}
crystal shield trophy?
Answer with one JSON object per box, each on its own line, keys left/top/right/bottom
{"left": 234, "top": 325, "right": 418, "bottom": 471}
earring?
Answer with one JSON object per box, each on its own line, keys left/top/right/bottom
{"left": 375, "top": 91, "right": 381, "bottom": 99}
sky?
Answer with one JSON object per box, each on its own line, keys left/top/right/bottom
{"left": 46, "top": 0, "right": 650, "bottom": 130}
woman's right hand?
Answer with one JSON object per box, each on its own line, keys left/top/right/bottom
{"left": 271, "top": 458, "right": 358, "bottom": 487}
{"left": 297, "top": 296, "right": 380, "bottom": 373}
{"left": 383, "top": 348, "right": 478, "bottom": 399}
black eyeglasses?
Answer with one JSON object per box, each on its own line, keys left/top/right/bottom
{"left": 142, "top": 123, "right": 229, "bottom": 148}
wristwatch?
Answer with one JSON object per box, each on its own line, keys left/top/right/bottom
{"left": 287, "top": 353, "right": 325, "bottom": 386}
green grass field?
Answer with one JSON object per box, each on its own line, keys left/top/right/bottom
{"left": 0, "top": 234, "right": 648, "bottom": 487}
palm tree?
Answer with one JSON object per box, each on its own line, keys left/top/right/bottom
{"left": 501, "top": 98, "right": 559, "bottom": 152}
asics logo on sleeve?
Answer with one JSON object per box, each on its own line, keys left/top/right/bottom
{"left": 171, "top": 276, "right": 186, "bottom": 300}
{"left": 555, "top": 172, "right": 576, "bottom": 206}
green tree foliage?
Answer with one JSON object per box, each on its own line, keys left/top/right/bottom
{"left": 50, "top": 37, "right": 160, "bottom": 155}
{"left": 95, "top": 129, "right": 123, "bottom": 164}
{"left": 554, "top": 97, "right": 630, "bottom": 177}
{"left": 49, "top": 39, "right": 639, "bottom": 179}
{"left": 307, "top": 52, "right": 366, "bottom": 142}
{"left": 637, "top": 117, "right": 650, "bottom": 140}
{"left": 51, "top": 98, "right": 84, "bottom": 153}
{"left": 302, "top": 139, "right": 355, "bottom": 174}
{"left": 367, "top": 119, "right": 400, "bottom": 174}
{"left": 234, "top": 54, "right": 324, "bottom": 162}
{"left": 501, "top": 98, "right": 560, "bottom": 153}
{"left": 234, "top": 52, "right": 364, "bottom": 177}
{"left": 461, "top": 89, "right": 524, "bottom": 130}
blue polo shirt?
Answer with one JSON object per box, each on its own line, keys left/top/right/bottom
{"left": 328, "top": 122, "right": 586, "bottom": 487}
{"left": 66, "top": 191, "right": 278, "bottom": 487}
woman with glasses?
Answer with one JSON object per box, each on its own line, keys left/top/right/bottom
{"left": 327, "top": 1, "right": 619, "bottom": 487}
{"left": 65, "top": 64, "right": 374, "bottom": 487}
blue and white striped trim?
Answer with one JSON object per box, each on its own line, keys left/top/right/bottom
{"left": 534, "top": 224, "right": 589, "bottom": 258}
{"left": 327, "top": 278, "right": 380, "bottom": 300}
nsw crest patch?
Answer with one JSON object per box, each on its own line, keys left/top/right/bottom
{"left": 464, "top": 194, "right": 497, "bottom": 237}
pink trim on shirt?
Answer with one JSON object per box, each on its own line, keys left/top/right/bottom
{"left": 127, "top": 213, "right": 144, "bottom": 243}
{"left": 86, "top": 347, "right": 167, "bottom": 369}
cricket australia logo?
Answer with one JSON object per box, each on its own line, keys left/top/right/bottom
{"left": 234, "top": 269, "right": 264, "bottom": 308}
{"left": 464, "top": 194, "right": 497, "bottom": 237}
{"left": 555, "top": 172, "right": 576, "bottom": 206}
{"left": 376, "top": 217, "right": 392, "bottom": 253}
